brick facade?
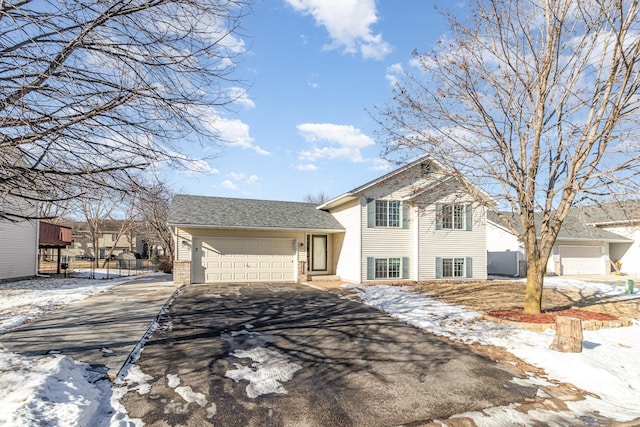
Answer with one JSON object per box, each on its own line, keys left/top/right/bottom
{"left": 173, "top": 260, "right": 191, "bottom": 285}
{"left": 297, "top": 260, "right": 307, "bottom": 283}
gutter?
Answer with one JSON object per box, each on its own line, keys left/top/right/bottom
{"left": 167, "top": 224, "right": 345, "bottom": 233}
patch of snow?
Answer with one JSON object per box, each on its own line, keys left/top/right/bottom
{"left": 206, "top": 403, "right": 218, "bottom": 418}
{"left": 167, "top": 373, "right": 180, "bottom": 388}
{"left": 222, "top": 327, "right": 302, "bottom": 399}
{"left": 166, "top": 373, "right": 208, "bottom": 408}
{"left": 0, "top": 350, "right": 138, "bottom": 427}
{"left": 175, "top": 386, "right": 207, "bottom": 407}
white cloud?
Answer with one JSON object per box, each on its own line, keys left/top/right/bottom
{"left": 296, "top": 163, "right": 318, "bottom": 171}
{"left": 227, "top": 87, "right": 256, "bottom": 109}
{"left": 296, "top": 123, "right": 375, "bottom": 162}
{"left": 221, "top": 172, "right": 261, "bottom": 191}
{"left": 285, "top": 0, "right": 392, "bottom": 60}
{"left": 385, "top": 63, "right": 404, "bottom": 86}
{"left": 221, "top": 179, "right": 237, "bottom": 190}
{"left": 211, "top": 117, "right": 270, "bottom": 155}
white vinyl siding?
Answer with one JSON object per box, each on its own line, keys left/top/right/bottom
{"left": 362, "top": 197, "right": 412, "bottom": 282}
{"left": 419, "top": 194, "right": 487, "bottom": 281}
{"left": 329, "top": 199, "right": 360, "bottom": 282}
{"left": 0, "top": 219, "right": 38, "bottom": 280}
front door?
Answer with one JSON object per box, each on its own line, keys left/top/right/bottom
{"left": 309, "top": 234, "right": 328, "bottom": 272}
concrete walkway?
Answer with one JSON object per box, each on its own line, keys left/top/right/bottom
{"left": 0, "top": 274, "right": 180, "bottom": 379}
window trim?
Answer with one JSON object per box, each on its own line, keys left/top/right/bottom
{"left": 367, "top": 256, "right": 410, "bottom": 280}
{"left": 375, "top": 200, "right": 401, "bottom": 228}
{"left": 367, "top": 199, "right": 409, "bottom": 229}
{"left": 435, "top": 256, "right": 473, "bottom": 279}
{"left": 374, "top": 257, "right": 401, "bottom": 279}
{"left": 436, "top": 203, "right": 472, "bottom": 231}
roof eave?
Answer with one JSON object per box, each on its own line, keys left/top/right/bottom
{"left": 168, "top": 223, "right": 345, "bottom": 233}
{"left": 317, "top": 194, "right": 358, "bottom": 210}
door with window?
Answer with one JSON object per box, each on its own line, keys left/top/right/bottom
{"left": 308, "top": 234, "right": 328, "bottom": 272}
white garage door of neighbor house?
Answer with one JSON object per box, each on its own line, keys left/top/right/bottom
{"left": 193, "top": 237, "right": 296, "bottom": 283}
{"left": 559, "top": 246, "right": 602, "bottom": 275}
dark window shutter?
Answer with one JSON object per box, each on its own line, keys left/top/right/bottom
{"left": 402, "top": 257, "right": 409, "bottom": 279}
{"left": 466, "top": 257, "right": 473, "bottom": 278}
{"left": 465, "top": 204, "right": 473, "bottom": 231}
{"left": 367, "top": 257, "right": 374, "bottom": 280}
{"left": 402, "top": 202, "right": 409, "bottom": 229}
{"left": 435, "top": 203, "right": 443, "bottom": 230}
{"left": 367, "top": 199, "right": 375, "bottom": 228}
{"left": 435, "top": 257, "right": 442, "bottom": 279}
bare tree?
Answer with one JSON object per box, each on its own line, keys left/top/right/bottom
{"left": 133, "top": 178, "right": 175, "bottom": 263}
{"left": 376, "top": 0, "right": 640, "bottom": 313}
{"left": 75, "top": 189, "right": 135, "bottom": 268}
{"left": 0, "top": 0, "right": 249, "bottom": 221}
{"left": 303, "top": 191, "right": 330, "bottom": 205}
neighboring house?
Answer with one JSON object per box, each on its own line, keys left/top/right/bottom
{"left": 168, "top": 157, "right": 489, "bottom": 285}
{"left": 38, "top": 222, "right": 73, "bottom": 273}
{"left": 0, "top": 200, "right": 39, "bottom": 281}
{"left": 62, "top": 220, "right": 144, "bottom": 260}
{"left": 487, "top": 209, "right": 635, "bottom": 277}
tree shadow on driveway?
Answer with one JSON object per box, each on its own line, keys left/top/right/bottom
{"left": 123, "top": 283, "right": 536, "bottom": 427}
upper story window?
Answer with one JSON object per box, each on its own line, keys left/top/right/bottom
{"left": 442, "top": 204, "right": 465, "bottom": 229}
{"left": 367, "top": 198, "right": 409, "bottom": 229}
{"left": 436, "top": 203, "right": 472, "bottom": 231}
{"left": 375, "top": 200, "right": 400, "bottom": 227}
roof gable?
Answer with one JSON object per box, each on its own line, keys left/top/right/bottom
{"left": 168, "top": 195, "right": 345, "bottom": 231}
{"left": 318, "top": 155, "right": 491, "bottom": 210}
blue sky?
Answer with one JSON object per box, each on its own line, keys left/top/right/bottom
{"left": 164, "top": 1, "right": 459, "bottom": 202}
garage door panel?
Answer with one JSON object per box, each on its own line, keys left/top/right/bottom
{"left": 195, "top": 237, "right": 296, "bottom": 283}
{"left": 559, "top": 246, "right": 602, "bottom": 275}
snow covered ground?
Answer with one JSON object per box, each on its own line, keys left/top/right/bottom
{"left": 0, "top": 275, "right": 638, "bottom": 426}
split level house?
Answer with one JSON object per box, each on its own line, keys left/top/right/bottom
{"left": 168, "top": 157, "right": 489, "bottom": 285}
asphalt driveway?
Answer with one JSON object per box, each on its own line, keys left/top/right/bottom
{"left": 122, "top": 283, "right": 536, "bottom": 426}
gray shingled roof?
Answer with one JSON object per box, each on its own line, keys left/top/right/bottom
{"left": 168, "top": 195, "right": 345, "bottom": 231}
{"left": 488, "top": 210, "right": 632, "bottom": 242}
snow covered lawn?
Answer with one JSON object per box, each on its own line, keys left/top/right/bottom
{"left": 0, "top": 274, "right": 146, "bottom": 426}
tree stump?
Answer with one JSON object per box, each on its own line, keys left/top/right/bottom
{"left": 550, "top": 316, "right": 583, "bottom": 353}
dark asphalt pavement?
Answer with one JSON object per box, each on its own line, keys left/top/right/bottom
{"left": 122, "top": 283, "right": 536, "bottom": 426}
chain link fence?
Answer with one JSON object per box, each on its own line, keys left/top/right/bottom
{"left": 38, "top": 253, "right": 159, "bottom": 278}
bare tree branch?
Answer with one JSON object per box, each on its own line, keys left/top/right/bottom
{"left": 375, "top": 0, "right": 640, "bottom": 313}
{"left": 0, "top": 0, "right": 249, "bottom": 219}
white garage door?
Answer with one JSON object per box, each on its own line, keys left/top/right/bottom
{"left": 193, "top": 237, "right": 296, "bottom": 283}
{"left": 559, "top": 246, "right": 602, "bottom": 275}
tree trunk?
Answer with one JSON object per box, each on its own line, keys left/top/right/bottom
{"left": 524, "top": 261, "right": 544, "bottom": 314}
{"left": 550, "top": 316, "right": 583, "bottom": 353}
{"left": 524, "top": 229, "right": 545, "bottom": 314}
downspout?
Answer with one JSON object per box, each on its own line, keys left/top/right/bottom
{"left": 413, "top": 204, "right": 420, "bottom": 281}
{"left": 34, "top": 214, "right": 40, "bottom": 277}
